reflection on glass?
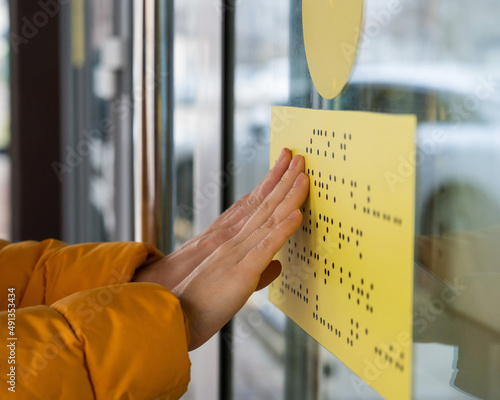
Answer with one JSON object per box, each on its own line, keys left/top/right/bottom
{"left": 333, "top": 1, "right": 500, "bottom": 399}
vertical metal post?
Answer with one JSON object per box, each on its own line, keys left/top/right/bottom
{"left": 220, "top": 0, "right": 236, "bottom": 399}
{"left": 132, "top": 0, "right": 175, "bottom": 253}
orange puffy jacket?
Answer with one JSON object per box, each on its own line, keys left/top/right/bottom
{"left": 0, "top": 239, "right": 191, "bottom": 399}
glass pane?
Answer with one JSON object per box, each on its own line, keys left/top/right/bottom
{"left": 232, "top": 1, "right": 291, "bottom": 399}
{"left": 232, "top": 0, "right": 500, "bottom": 399}
{"left": 0, "top": 0, "right": 9, "bottom": 240}
{"left": 325, "top": 1, "right": 500, "bottom": 399}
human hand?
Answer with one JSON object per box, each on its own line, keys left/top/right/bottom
{"left": 134, "top": 148, "right": 299, "bottom": 291}
{"left": 172, "top": 152, "right": 309, "bottom": 350}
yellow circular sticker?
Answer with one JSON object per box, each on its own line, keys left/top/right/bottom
{"left": 303, "top": 0, "right": 364, "bottom": 99}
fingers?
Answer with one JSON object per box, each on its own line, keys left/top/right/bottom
{"left": 253, "top": 148, "right": 293, "bottom": 203}
{"left": 236, "top": 154, "right": 307, "bottom": 240}
{"left": 210, "top": 148, "right": 293, "bottom": 232}
{"left": 241, "top": 209, "right": 303, "bottom": 276}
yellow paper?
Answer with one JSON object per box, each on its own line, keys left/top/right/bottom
{"left": 269, "top": 106, "right": 416, "bottom": 400}
{"left": 303, "top": 0, "right": 364, "bottom": 99}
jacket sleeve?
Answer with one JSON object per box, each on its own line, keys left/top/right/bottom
{"left": 0, "top": 239, "right": 163, "bottom": 308}
{"left": 0, "top": 240, "right": 191, "bottom": 400}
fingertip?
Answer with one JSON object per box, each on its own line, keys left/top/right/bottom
{"left": 287, "top": 208, "right": 302, "bottom": 221}
{"left": 274, "top": 148, "right": 292, "bottom": 168}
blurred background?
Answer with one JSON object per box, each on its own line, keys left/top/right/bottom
{"left": 2, "top": 0, "right": 500, "bottom": 399}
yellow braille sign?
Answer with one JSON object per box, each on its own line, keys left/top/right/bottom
{"left": 269, "top": 106, "right": 416, "bottom": 400}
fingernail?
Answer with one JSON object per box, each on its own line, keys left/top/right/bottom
{"left": 278, "top": 148, "right": 287, "bottom": 162}
{"left": 293, "top": 173, "right": 306, "bottom": 188}
{"left": 287, "top": 209, "right": 300, "bottom": 220}
{"left": 274, "top": 148, "right": 286, "bottom": 167}
{"left": 288, "top": 155, "right": 300, "bottom": 170}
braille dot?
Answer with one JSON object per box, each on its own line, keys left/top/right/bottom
{"left": 314, "top": 272, "right": 316, "bottom": 278}
{"left": 340, "top": 277, "right": 343, "bottom": 284}
{"left": 317, "top": 150, "right": 319, "bottom": 155}
{"left": 348, "top": 293, "right": 351, "bottom": 299}
{"left": 328, "top": 141, "right": 330, "bottom": 147}
{"left": 310, "top": 138, "right": 313, "bottom": 144}
{"left": 313, "top": 129, "right": 316, "bottom": 135}
{"left": 306, "top": 147, "right": 309, "bottom": 153}
{"left": 332, "top": 152, "right": 334, "bottom": 158}
{"left": 342, "top": 178, "right": 345, "bottom": 184}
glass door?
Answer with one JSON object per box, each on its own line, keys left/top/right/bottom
{"left": 230, "top": 0, "right": 500, "bottom": 399}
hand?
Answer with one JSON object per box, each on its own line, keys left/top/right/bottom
{"left": 134, "top": 148, "right": 297, "bottom": 291}
{"left": 172, "top": 152, "right": 309, "bottom": 350}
